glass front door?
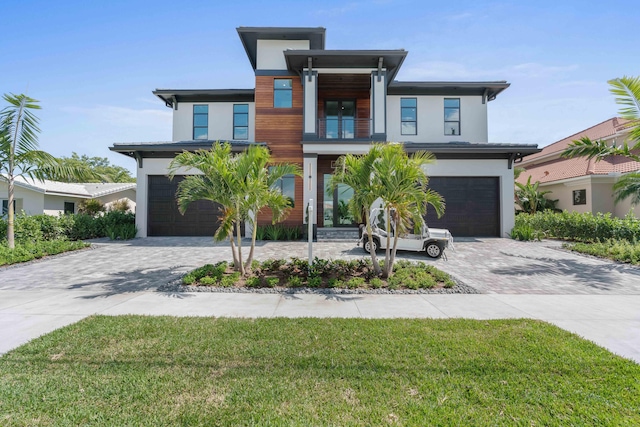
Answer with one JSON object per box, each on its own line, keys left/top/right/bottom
{"left": 323, "top": 174, "right": 355, "bottom": 227}
{"left": 325, "top": 100, "right": 355, "bottom": 139}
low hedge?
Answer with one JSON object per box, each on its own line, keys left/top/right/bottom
{"left": 514, "top": 211, "right": 640, "bottom": 242}
{"left": 0, "top": 211, "right": 136, "bottom": 243}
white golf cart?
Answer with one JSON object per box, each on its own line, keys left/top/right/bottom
{"left": 358, "top": 207, "right": 454, "bottom": 259}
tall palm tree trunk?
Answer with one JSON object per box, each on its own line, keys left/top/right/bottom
{"left": 7, "top": 176, "right": 15, "bottom": 249}
{"left": 383, "top": 206, "right": 393, "bottom": 278}
{"left": 363, "top": 212, "right": 381, "bottom": 274}
{"left": 235, "top": 211, "right": 245, "bottom": 276}
{"left": 244, "top": 213, "right": 258, "bottom": 271}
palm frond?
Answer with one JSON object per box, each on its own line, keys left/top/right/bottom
{"left": 613, "top": 172, "right": 640, "bottom": 206}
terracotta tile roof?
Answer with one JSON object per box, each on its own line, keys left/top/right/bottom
{"left": 523, "top": 117, "right": 630, "bottom": 163}
{"left": 517, "top": 117, "right": 640, "bottom": 185}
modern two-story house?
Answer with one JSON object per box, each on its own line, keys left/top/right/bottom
{"left": 111, "top": 27, "right": 539, "bottom": 238}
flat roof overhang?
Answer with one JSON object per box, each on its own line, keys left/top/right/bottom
{"left": 110, "top": 140, "right": 267, "bottom": 167}
{"left": 153, "top": 89, "right": 255, "bottom": 109}
{"left": 403, "top": 142, "right": 540, "bottom": 167}
{"left": 237, "top": 27, "right": 326, "bottom": 70}
{"left": 388, "top": 81, "right": 510, "bottom": 101}
{"left": 284, "top": 50, "right": 408, "bottom": 83}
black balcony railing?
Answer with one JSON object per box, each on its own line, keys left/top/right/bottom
{"left": 317, "top": 118, "right": 371, "bottom": 139}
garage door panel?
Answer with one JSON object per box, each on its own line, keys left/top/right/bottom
{"left": 425, "top": 177, "right": 500, "bottom": 237}
{"left": 148, "top": 175, "right": 221, "bottom": 236}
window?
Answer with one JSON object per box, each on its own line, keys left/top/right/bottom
{"left": 444, "top": 98, "right": 460, "bottom": 135}
{"left": 1, "top": 200, "right": 16, "bottom": 217}
{"left": 233, "top": 104, "right": 249, "bottom": 140}
{"left": 401, "top": 98, "right": 417, "bottom": 135}
{"left": 270, "top": 167, "right": 295, "bottom": 207}
{"left": 193, "top": 105, "right": 208, "bottom": 140}
{"left": 573, "top": 189, "right": 586, "bottom": 205}
{"left": 64, "top": 202, "right": 75, "bottom": 214}
{"left": 274, "top": 79, "right": 292, "bottom": 108}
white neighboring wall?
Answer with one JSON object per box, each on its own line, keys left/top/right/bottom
{"left": 0, "top": 183, "right": 42, "bottom": 215}
{"left": 386, "top": 95, "right": 488, "bottom": 143}
{"left": 172, "top": 102, "right": 256, "bottom": 142}
{"left": 425, "top": 159, "right": 514, "bottom": 237}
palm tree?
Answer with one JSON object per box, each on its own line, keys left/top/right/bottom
{"left": 330, "top": 145, "right": 385, "bottom": 275}
{"left": 514, "top": 176, "right": 557, "bottom": 214}
{"left": 562, "top": 76, "right": 640, "bottom": 205}
{"left": 331, "top": 143, "right": 444, "bottom": 278}
{"left": 168, "top": 142, "right": 300, "bottom": 276}
{"left": 1, "top": 93, "right": 93, "bottom": 249}
{"left": 372, "top": 144, "right": 444, "bottom": 278}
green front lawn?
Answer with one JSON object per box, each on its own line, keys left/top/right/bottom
{"left": 1, "top": 316, "right": 638, "bottom": 426}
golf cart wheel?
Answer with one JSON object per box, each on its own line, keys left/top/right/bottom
{"left": 425, "top": 242, "right": 443, "bottom": 259}
{"left": 363, "top": 237, "right": 379, "bottom": 253}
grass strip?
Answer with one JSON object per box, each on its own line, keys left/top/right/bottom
{"left": 1, "top": 316, "right": 639, "bottom": 426}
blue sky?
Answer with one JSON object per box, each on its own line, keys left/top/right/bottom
{"left": 3, "top": 0, "right": 639, "bottom": 172}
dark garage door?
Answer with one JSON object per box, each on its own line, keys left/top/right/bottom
{"left": 425, "top": 177, "right": 500, "bottom": 237}
{"left": 147, "top": 175, "right": 221, "bottom": 236}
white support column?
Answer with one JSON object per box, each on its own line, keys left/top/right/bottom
{"left": 136, "top": 170, "right": 147, "bottom": 238}
{"left": 303, "top": 69, "right": 318, "bottom": 138}
{"left": 302, "top": 154, "right": 318, "bottom": 224}
{"left": 370, "top": 70, "right": 387, "bottom": 139}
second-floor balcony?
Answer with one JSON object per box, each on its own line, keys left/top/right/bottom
{"left": 316, "top": 118, "right": 372, "bottom": 140}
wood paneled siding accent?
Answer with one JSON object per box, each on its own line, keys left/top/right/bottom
{"left": 255, "top": 75, "right": 304, "bottom": 227}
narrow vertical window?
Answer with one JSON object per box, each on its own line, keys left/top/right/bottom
{"left": 193, "top": 105, "right": 208, "bottom": 140}
{"left": 233, "top": 104, "right": 249, "bottom": 140}
{"left": 444, "top": 98, "right": 460, "bottom": 135}
{"left": 270, "top": 167, "right": 295, "bottom": 207}
{"left": 401, "top": 98, "right": 417, "bottom": 135}
{"left": 274, "top": 79, "right": 292, "bottom": 108}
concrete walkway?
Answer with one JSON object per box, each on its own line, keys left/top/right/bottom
{"left": 1, "top": 238, "right": 640, "bottom": 363}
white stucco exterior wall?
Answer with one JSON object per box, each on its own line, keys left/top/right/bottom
{"left": 0, "top": 183, "right": 41, "bottom": 215}
{"left": 256, "top": 39, "right": 310, "bottom": 70}
{"left": 172, "top": 102, "right": 255, "bottom": 142}
{"left": 425, "top": 159, "right": 514, "bottom": 237}
{"left": 386, "top": 95, "right": 488, "bottom": 143}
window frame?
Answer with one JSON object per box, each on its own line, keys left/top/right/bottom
{"left": 273, "top": 79, "right": 293, "bottom": 108}
{"left": 193, "top": 104, "right": 209, "bottom": 140}
{"left": 444, "top": 98, "right": 461, "bottom": 136}
{"left": 400, "top": 98, "right": 417, "bottom": 136}
{"left": 2, "top": 200, "right": 16, "bottom": 217}
{"left": 233, "top": 104, "right": 249, "bottom": 140}
{"left": 270, "top": 167, "right": 295, "bottom": 208}
{"left": 573, "top": 189, "right": 587, "bottom": 206}
{"left": 64, "top": 202, "right": 75, "bottom": 215}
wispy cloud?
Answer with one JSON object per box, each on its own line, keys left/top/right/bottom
{"left": 63, "top": 105, "right": 172, "bottom": 129}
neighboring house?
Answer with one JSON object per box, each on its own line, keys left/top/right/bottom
{"left": 0, "top": 175, "right": 136, "bottom": 216}
{"left": 518, "top": 117, "right": 640, "bottom": 217}
{"left": 111, "top": 26, "right": 539, "bottom": 238}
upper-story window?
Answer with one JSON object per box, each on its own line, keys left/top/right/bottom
{"left": 193, "top": 105, "right": 209, "bottom": 140}
{"left": 274, "top": 79, "right": 292, "bottom": 108}
{"left": 233, "top": 104, "right": 249, "bottom": 140}
{"left": 401, "top": 98, "right": 417, "bottom": 135}
{"left": 444, "top": 98, "right": 460, "bottom": 135}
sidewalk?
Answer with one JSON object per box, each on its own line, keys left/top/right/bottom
{"left": 2, "top": 288, "right": 639, "bottom": 363}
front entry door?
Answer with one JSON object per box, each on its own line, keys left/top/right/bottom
{"left": 323, "top": 174, "right": 356, "bottom": 227}
{"left": 325, "top": 100, "right": 355, "bottom": 139}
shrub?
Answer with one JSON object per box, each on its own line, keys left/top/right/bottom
{"left": 515, "top": 211, "right": 640, "bottom": 243}
{"left": 307, "top": 276, "right": 322, "bottom": 288}
{"left": 109, "top": 199, "right": 131, "bottom": 212}
{"left": 510, "top": 223, "right": 542, "bottom": 241}
{"left": 266, "top": 277, "right": 279, "bottom": 288}
{"left": 287, "top": 276, "right": 303, "bottom": 287}
{"left": 0, "top": 240, "right": 88, "bottom": 266}
{"left": 246, "top": 277, "right": 262, "bottom": 287}
{"left": 78, "top": 199, "right": 105, "bottom": 216}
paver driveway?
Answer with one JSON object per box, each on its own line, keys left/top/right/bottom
{"left": 2, "top": 237, "right": 640, "bottom": 295}
{"left": 1, "top": 237, "right": 640, "bottom": 361}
